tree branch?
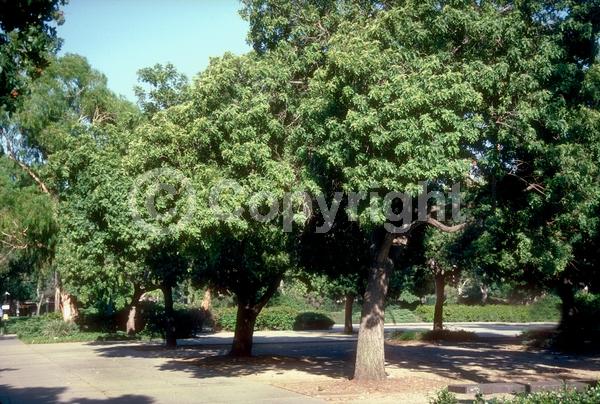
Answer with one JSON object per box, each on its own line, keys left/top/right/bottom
{"left": 426, "top": 217, "right": 467, "bottom": 233}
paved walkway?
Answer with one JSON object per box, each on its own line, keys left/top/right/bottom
{"left": 1, "top": 322, "right": 590, "bottom": 404}
{"left": 0, "top": 336, "right": 322, "bottom": 403}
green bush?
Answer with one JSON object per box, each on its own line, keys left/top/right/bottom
{"left": 213, "top": 306, "right": 333, "bottom": 331}
{"left": 431, "top": 386, "right": 600, "bottom": 404}
{"left": 386, "top": 307, "right": 421, "bottom": 323}
{"left": 41, "top": 319, "right": 79, "bottom": 338}
{"left": 430, "top": 388, "right": 458, "bottom": 404}
{"left": 414, "top": 301, "right": 559, "bottom": 323}
{"left": 138, "top": 302, "right": 206, "bottom": 339}
{"left": 293, "top": 312, "right": 334, "bottom": 330}
{"left": 390, "top": 329, "right": 478, "bottom": 342}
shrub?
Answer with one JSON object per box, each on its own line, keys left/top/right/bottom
{"left": 429, "top": 388, "right": 458, "bottom": 404}
{"left": 213, "top": 307, "right": 298, "bottom": 331}
{"left": 293, "top": 312, "right": 334, "bottom": 330}
{"left": 431, "top": 386, "right": 600, "bottom": 404}
{"left": 138, "top": 302, "right": 206, "bottom": 339}
{"left": 212, "top": 307, "right": 237, "bottom": 331}
{"left": 41, "top": 319, "right": 79, "bottom": 338}
{"left": 213, "top": 306, "right": 333, "bottom": 331}
{"left": 414, "top": 303, "right": 559, "bottom": 323}
{"left": 386, "top": 307, "right": 421, "bottom": 323}
{"left": 390, "top": 329, "right": 478, "bottom": 342}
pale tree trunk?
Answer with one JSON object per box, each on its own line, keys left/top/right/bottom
{"left": 354, "top": 233, "right": 394, "bottom": 381}
{"left": 35, "top": 281, "right": 44, "bottom": 316}
{"left": 60, "top": 291, "right": 78, "bottom": 323}
{"left": 54, "top": 271, "right": 61, "bottom": 313}
{"left": 433, "top": 273, "right": 445, "bottom": 331}
{"left": 344, "top": 294, "right": 355, "bottom": 334}
{"left": 125, "top": 286, "right": 144, "bottom": 335}
{"left": 36, "top": 293, "right": 44, "bottom": 316}
{"left": 162, "top": 284, "right": 177, "bottom": 348}
{"left": 200, "top": 288, "right": 212, "bottom": 312}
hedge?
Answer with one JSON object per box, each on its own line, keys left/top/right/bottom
{"left": 213, "top": 306, "right": 334, "bottom": 331}
{"left": 414, "top": 301, "right": 560, "bottom": 323}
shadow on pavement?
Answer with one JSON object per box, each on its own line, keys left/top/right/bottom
{"left": 385, "top": 341, "right": 600, "bottom": 384}
{"left": 0, "top": 384, "right": 153, "bottom": 403}
{"left": 89, "top": 336, "right": 600, "bottom": 384}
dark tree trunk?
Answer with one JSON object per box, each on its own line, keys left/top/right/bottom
{"left": 230, "top": 303, "right": 259, "bottom": 357}
{"left": 433, "top": 273, "right": 445, "bottom": 331}
{"left": 229, "top": 277, "right": 281, "bottom": 357}
{"left": 354, "top": 233, "right": 394, "bottom": 381}
{"left": 162, "top": 284, "right": 176, "bottom": 348}
{"left": 344, "top": 294, "right": 355, "bottom": 334}
{"left": 558, "top": 280, "right": 576, "bottom": 331}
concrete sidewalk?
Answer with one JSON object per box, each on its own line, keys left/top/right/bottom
{"left": 0, "top": 336, "right": 323, "bottom": 403}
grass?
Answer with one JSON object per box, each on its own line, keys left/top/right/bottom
{"left": 1, "top": 315, "right": 157, "bottom": 344}
{"left": 390, "top": 329, "right": 479, "bottom": 342}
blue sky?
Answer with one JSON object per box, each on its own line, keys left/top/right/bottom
{"left": 57, "top": 0, "right": 250, "bottom": 101}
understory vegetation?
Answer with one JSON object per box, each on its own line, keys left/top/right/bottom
{"left": 430, "top": 385, "right": 600, "bottom": 404}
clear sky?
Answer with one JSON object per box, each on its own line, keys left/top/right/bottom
{"left": 57, "top": 0, "right": 250, "bottom": 101}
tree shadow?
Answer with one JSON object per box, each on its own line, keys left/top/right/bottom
{"left": 384, "top": 340, "right": 600, "bottom": 384}
{"left": 92, "top": 339, "right": 357, "bottom": 379}
{"left": 0, "top": 384, "right": 153, "bottom": 403}
{"left": 89, "top": 336, "right": 600, "bottom": 385}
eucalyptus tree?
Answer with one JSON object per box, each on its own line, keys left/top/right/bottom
{"left": 1, "top": 53, "right": 139, "bottom": 320}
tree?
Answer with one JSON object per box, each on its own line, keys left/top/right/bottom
{"left": 0, "top": 0, "right": 66, "bottom": 113}
{"left": 129, "top": 51, "right": 308, "bottom": 355}
{"left": 421, "top": 229, "right": 464, "bottom": 331}
{"left": 134, "top": 63, "right": 189, "bottom": 117}
{"left": 293, "top": 0, "right": 587, "bottom": 379}
{"left": 2, "top": 53, "right": 139, "bottom": 321}
{"left": 465, "top": 0, "right": 600, "bottom": 335}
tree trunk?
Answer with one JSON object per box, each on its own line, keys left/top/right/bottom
{"left": 60, "top": 291, "right": 79, "bottom": 323}
{"left": 54, "top": 271, "right": 61, "bottom": 313}
{"left": 433, "top": 273, "right": 445, "bottom": 331}
{"left": 344, "top": 294, "right": 355, "bottom": 334}
{"left": 558, "top": 280, "right": 576, "bottom": 331}
{"left": 229, "top": 278, "right": 281, "bottom": 357}
{"left": 162, "top": 285, "right": 177, "bottom": 348}
{"left": 230, "top": 303, "right": 259, "bottom": 357}
{"left": 36, "top": 293, "right": 44, "bottom": 316}
{"left": 126, "top": 287, "right": 144, "bottom": 335}
{"left": 200, "top": 288, "right": 212, "bottom": 312}
{"left": 354, "top": 233, "right": 394, "bottom": 381}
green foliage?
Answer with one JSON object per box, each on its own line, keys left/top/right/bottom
{"left": 385, "top": 307, "right": 421, "bottom": 323}
{"left": 213, "top": 306, "right": 334, "bottom": 331}
{"left": 134, "top": 63, "right": 189, "bottom": 117}
{"left": 138, "top": 302, "right": 206, "bottom": 339}
{"left": 415, "top": 301, "right": 560, "bottom": 323}
{"left": 293, "top": 312, "right": 334, "bottom": 330}
{"left": 3, "top": 313, "right": 82, "bottom": 342}
{"left": 41, "top": 318, "right": 79, "bottom": 338}
{"left": 0, "top": 0, "right": 66, "bottom": 112}
{"left": 429, "top": 388, "right": 458, "bottom": 404}
{"left": 431, "top": 386, "right": 600, "bottom": 404}
{"left": 390, "top": 330, "right": 477, "bottom": 343}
